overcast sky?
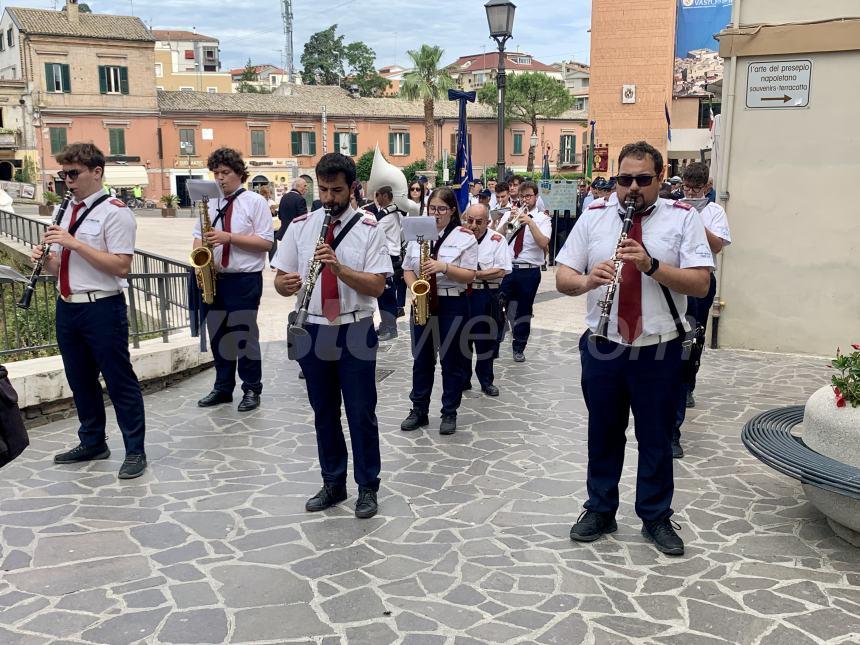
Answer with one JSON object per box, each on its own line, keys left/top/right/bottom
{"left": 10, "top": 0, "right": 591, "bottom": 72}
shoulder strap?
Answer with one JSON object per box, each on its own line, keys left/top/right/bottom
{"left": 431, "top": 224, "right": 456, "bottom": 258}
{"left": 640, "top": 240, "right": 686, "bottom": 337}
{"left": 330, "top": 213, "right": 362, "bottom": 251}
{"left": 211, "top": 188, "right": 246, "bottom": 229}
{"left": 68, "top": 194, "right": 112, "bottom": 236}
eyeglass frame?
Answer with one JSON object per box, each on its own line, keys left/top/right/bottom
{"left": 427, "top": 205, "right": 451, "bottom": 214}
{"left": 57, "top": 169, "right": 84, "bottom": 181}
{"left": 615, "top": 174, "right": 658, "bottom": 188}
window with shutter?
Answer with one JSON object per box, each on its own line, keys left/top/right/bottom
{"left": 388, "top": 132, "right": 395, "bottom": 156}
{"left": 513, "top": 133, "right": 523, "bottom": 155}
{"left": 404, "top": 133, "right": 410, "bottom": 156}
{"left": 45, "top": 63, "right": 71, "bottom": 93}
{"left": 350, "top": 134, "right": 357, "bottom": 156}
{"left": 98, "top": 66, "right": 108, "bottom": 94}
{"left": 101, "top": 66, "right": 126, "bottom": 94}
{"left": 291, "top": 131, "right": 300, "bottom": 155}
{"left": 49, "top": 127, "right": 67, "bottom": 154}
{"left": 251, "top": 130, "right": 266, "bottom": 156}
{"left": 308, "top": 132, "right": 316, "bottom": 156}
{"left": 108, "top": 128, "right": 126, "bottom": 155}
{"left": 179, "top": 128, "right": 195, "bottom": 155}
{"left": 119, "top": 67, "right": 129, "bottom": 95}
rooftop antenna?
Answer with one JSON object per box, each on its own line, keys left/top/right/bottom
{"left": 281, "top": 0, "right": 295, "bottom": 84}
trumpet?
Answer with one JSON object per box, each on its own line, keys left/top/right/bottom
{"left": 17, "top": 190, "right": 73, "bottom": 310}
{"left": 289, "top": 207, "right": 333, "bottom": 336}
{"left": 502, "top": 203, "right": 528, "bottom": 242}
{"left": 592, "top": 196, "right": 636, "bottom": 341}
{"left": 410, "top": 236, "right": 431, "bottom": 325}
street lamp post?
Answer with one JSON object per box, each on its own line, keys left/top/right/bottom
{"left": 485, "top": 0, "right": 516, "bottom": 181}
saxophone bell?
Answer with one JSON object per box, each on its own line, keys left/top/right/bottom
{"left": 190, "top": 196, "right": 217, "bottom": 305}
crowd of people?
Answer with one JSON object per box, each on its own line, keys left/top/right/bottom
{"left": 34, "top": 139, "right": 731, "bottom": 557}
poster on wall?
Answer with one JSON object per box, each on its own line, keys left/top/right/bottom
{"left": 674, "top": 0, "right": 733, "bottom": 96}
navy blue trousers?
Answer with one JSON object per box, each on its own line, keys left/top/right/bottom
{"left": 377, "top": 278, "right": 398, "bottom": 333}
{"left": 56, "top": 294, "right": 146, "bottom": 455}
{"left": 580, "top": 331, "right": 682, "bottom": 521}
{"left": 499, "top": 266, "right": 541, "bottom": 353}
{"left": 410, "top": 294, "right": 469, "bottom": 417}
{"left": 673, "top": 273, "right": 717, "bottom": 440}
{"left": 464, "top": 289, "right": 500, "bottom": 388}
{"left": 203, "top": 272, "right": 263, "bottom": 395}
{"left": 297, "top": 318, "right": 381, "bottom": 490}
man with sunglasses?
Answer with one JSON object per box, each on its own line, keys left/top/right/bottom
{"left": 556, "top": 141, "right": 713, "bottom": 556}
{"left": 672, "top": 162, "right": 732, "bottom": 457}
{"left": 32, "top": 143, "right": 147, "bottom": 479}
{"left": 497, "top": 180, "right": 551, "bottom": 362}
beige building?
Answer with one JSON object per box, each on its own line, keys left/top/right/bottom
{"left": 447, "top": 52, "right": 562, "bottom": 91}
{"left": 230, "top": 64, "right": 289, "bottom": 93}
{"left": 714, "top": 0, "right": 860, "bottom": 356}
{"left": 153, "top": 30, "right": 233, "bottom": 93}
{"left": 558, "top": 61, "right": 590, "bottom": 112}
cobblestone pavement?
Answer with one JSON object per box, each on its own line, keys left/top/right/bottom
{"left": 2, "top": 323, "right": 860, "bottom": 645}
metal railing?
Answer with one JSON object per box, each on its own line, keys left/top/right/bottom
{"left": 0, "top": 209, "right": 194, "bottom": 360}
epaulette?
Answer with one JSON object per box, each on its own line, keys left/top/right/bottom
{"left": 458, "top": 226, "right": 474, "bottom": 235}
{"left": 110, "top": 198, "right": 127, "bottom": 208}
{"left": 362, "top": 217, "right": 378, "bottom": 226}
{"left": 588, "top": 200, "right": 608, "bottom": 210}
{"left": 491, "top": 233, "right": 502, "bottom": 242}
{"left": 291, "top": 214, "right": 308, "bottom": 223}
{"left": 673, "top": 200, "right": 693, "bottom": 210}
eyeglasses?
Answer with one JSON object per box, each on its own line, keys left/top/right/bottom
{"left": 616, "top": 174, "right": 657, "bottom": 188}
{"left": 682, "top": 184, "right": 706, "bottom": 195}
{"left": 427, "top": 205, "right": 450, "bottom": 214}
{"left": 519, "top": 193, "right": 536, "bottom": 199}
{"left": 465, "top": 218, "right": 486, "bottom": 225}
{"left": 57, "top": 169, "right": 83, "bottom": 181}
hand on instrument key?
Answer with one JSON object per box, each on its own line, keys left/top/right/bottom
{"left": 586, "top": 260, "right": 616, "bottom": 290}
{"left": 43, "top": 225, "right": 81, "bottom": 251}
{"left": 616, "top": 238, "right": 651, "bottom": 273}
{"left": 314, "top": 243, "right": 342, "bottom": 276}
{"left": 421, "top": 258, "right": 446, "bottom": 276}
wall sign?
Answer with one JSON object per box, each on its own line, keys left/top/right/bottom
{"left": 746, "top": 60, "right": 811, "bottom": 109}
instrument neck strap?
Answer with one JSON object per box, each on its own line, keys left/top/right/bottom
{"left": 640, "top": 240, "right": 686, "bottom": 339}
{"left": 431, "top": 223, "right": 457, "bottom": 258}
{"left": 329, "top": 212, "right": 362, "bottom": 251}
{"left": 212, "top": 188, "right": 245, "bottom": 229}
{"left": 68, "top": 194, "right": 111, "bottom": 237}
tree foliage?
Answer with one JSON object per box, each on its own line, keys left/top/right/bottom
{"left": 478, "top": 72, "right": 573, "bottom": 170}
{"left": 355, "top": 149, "right": 376, "bottom": 182}
{"left": 237, "top": 59, "right": 272, "bottom": 94}
{"left": 300, "top": 26, "right": 389, "bottom": 96}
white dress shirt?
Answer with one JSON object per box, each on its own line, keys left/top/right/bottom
{"left": 54, "top": 189, "right": 135, "bottom": 293}
{"left": 193, "top": 190, "right": 274, "bottom": 273}
{"left": 509, "top": 207, "right": 552, "bottom": 266}
{"left": 403, "top": 223, "right": 478, "bottom": 291}
{"left": 271, "top": 206, "right": 393, "bottom": 324}
{"left": 474, "top": 230, "right": 513, "bottom": 284}
{"left": 556, "top": 197, "right": 714, "bottom": 345}
{"left": 376, "top": 206, "right": 403, "bottom": 257}
{"left": 697, "top": 201, "right": 732, "bottom": 268}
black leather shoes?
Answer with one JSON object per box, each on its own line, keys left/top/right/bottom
{"left": 686, "top": 391, "right": 696, "bottom": 408}
{"left": 671, "top": 439, "right": 684, "bottom": 459}
{"left": 54, "top": 443, "right": 110, "bottom": 464}
{"left": 482, "top": 384, "right": 499, "bottom": 397}
{"left": 377, "top": 329, "right": 398, "bottom": 342}
{"left": 305, "top": 484, "right": 348, "bottom": 512}
{"left": 513, "top": 352, "right": 526, "bottom": 363}
{"left": 237, "top": 391, "right": 260, "bottom": 412}
{"left": 198, "top": 390, "right": 232, "bottom": 407}
{"left": 355, "top": 487, "right": 378, "bottom": 519}
{"left": 400, "top": 409, "right": 429, "bottom": 431}
{"left": 570, "top": 510, "right": 617, "bottom": 542}
{"left": 439, "top": 415, "right": 457, "bottom": 435}
{"left": 118, "top": 454, "right": 147, "bottom": 479}
{"left": 642, "top": 518, "right": 685, "bottom": 556}
{"left": 462, "top": 382, "right": 472, "bottom": 391}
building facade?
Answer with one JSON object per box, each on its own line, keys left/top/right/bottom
{"left": 229, "top": 64, "right": 289, "bottom": 93}
{"left": 153, "top": 30, "right": 232, "bottom": 93}
{"left": 447, "top": 52, "right": 562, "bottom": 91}
{"left": 558, "top": 61, "right": 590, "bottom": 112}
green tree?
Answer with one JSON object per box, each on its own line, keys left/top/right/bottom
{"left": 400, "top": 45, "right": 454, "bottom": 171}
{"left": 478, "top": 72, "right": 573, "bottom": 172}
{"left": 236, "top": 59, "right": 272, "bottom": 94}
{"left": 355, "top": 149, "right": 376, "bottom": 182}
{"left": 300, "top": 25, "right": 345, "bottom": 86}
{"left": 344, "top": 42, "right": 389, "bottom": 97}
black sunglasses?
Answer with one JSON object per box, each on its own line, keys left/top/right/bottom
{"left": 616, "top": 174, "right": 657, "bottom": 188}
{"left": 57, "top": 169, "right": 82, "bottom": 180}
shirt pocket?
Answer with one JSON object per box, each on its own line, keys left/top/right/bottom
{"left": 658, "top": 232, "right": 682, "bottom": 257}
{"left": 436, "top": 245, "right": 460, "bottom": 265}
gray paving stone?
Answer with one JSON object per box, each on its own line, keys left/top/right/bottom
{"left": 130, "top": 522, "right": 190, "bottom": 549}
{"left": 5, "top": 556, "right": 151, "bottom": 595}
{"left": 169, "top": 581, "right": 219, "bottom": 608}
{"left": 158, "top": 608, "right": 228, "bottom": 644}
{"left": 686, "top": 599, "right": 773, "bottom": 643}
{"left": 81, "top": 608, "right": 170, "bottom": 645}
{"left": 211, "top": 563, "right": 312, "bottom": 607}
{"left": 395, "top": 611, "right": 438, "bottom": 632}
{"left": 321, "top": 588, "right": 386, "bottom": 623}
{"left": 536, "top": 614, "right": 589, "bottom": 644}
{"left": 343, "top": 622, "right": 398, "bottom": 644}
{"left": 19, "top": 610, "right": 99, "bottom": 637}
{"left": 55, "top": 589, "right": 115, "bottom": 613}
{"left": 32, "top": 530, "right": 139, "bottom": 567}
{"left": 232, "top": 604, "right": 333, "bottom": 641}
{"left": 0, "top": 626, "right": 51, "bottom": 645}
{"left": 2, "top": 549, "right": 31, "bottom": 570}
{"left": 123, "top": 588, "right": 167, "bottom": 608}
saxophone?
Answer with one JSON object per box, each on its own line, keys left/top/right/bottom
{"left": 410, "top": 236, "right": 431, "bottom": 325}
{"left": 592, "top": 196, "right": 636, "bottom": 341}
{"left": 190, "top": 196, "right": 217, "bottom": 305}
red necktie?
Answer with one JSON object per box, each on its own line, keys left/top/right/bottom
{"left": 321, "top": 220, "right": 341, "bottom": 322}
{"left": 220, "top": 195, "right": 238, "bottom": 268}
{"left": 513, "top": 225, "right": 527, "bottom": 258}
{"left": 617, "top": 213, "right": 644, "bottom": 343}
{"left": 428, "top": 237, "right": 442, "bottom": 315}
{"left": 59, "top": 202, "right": 85, "bottom": 298}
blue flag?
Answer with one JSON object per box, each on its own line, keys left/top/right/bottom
{"left": 448, "top": 88, "right": 476, "bottom": 213}
{"left": 665, "top": 101, "right": 672, "bottom": 142}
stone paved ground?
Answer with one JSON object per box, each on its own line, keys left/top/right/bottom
{"left": 3, "top": 316, "right": 860, "bottom": 643}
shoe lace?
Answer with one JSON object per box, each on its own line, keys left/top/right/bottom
{"left": 648, "top": 518, "right": 681, "bottom": 537}
{"left": 357, "top": 488, "right": 374, "bottom": 504}
{"left": 123, "top": 454, "right": 144, "bottom": 465}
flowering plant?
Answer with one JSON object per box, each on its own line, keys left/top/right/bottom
{"left": 831, "top": 344, "right": 860, "bottom": 408}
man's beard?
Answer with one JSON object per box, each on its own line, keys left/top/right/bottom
{"left": 326, "top": 199, "right": 350, "bottom": 216}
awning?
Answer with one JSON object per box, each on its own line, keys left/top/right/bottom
{"left": 104, "top": 164, "right": 149, "bottom": 187}
{"left": 668, "top": 129, "right": 713, "bottom": 159}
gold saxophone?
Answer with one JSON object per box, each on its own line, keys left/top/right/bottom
{"left": 410, "top": 237, "right": 431, "bottom": 325}
{"left": 190, "top": 196, "right": 217, "bottom": 305}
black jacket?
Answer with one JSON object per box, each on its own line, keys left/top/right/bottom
{"left": 0, "top": 365, "right": 28, "bottom": 469}
{"left": 276, "top": 190, "right": 308, "bottom": 240}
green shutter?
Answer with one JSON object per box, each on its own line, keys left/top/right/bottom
{"left": 110, "top": 129, "right": 125, "bottom": 155}
{"left": 119, "top": 66, "right": 129, "bottom": 95}
{"left": 308, "top": 132, "right": 317, "bottom": 156}
{"left": 388, "top": 132, "right": 395, "bottom": 156}
{"left": 333, "top": 132, "right": 340, "bottom": 154}
{"left": 570, "top": 135, "right": 576, "bottom": 163}
{"left": 291, "top": 131, "right": 300, "bottom": 155}
{"left": 44, "top": 63, "right": 53, "bottom": 91}
{"left": 61, "top": 64, "right": 71, "bottom": 93}
{"left": 98, "top": 65, "right": 107, "bottom": 94}
{"left": 350, "top": 134, "right": 357, "bottom": 156}
{"left": 404, "top": 133, "right": 410, "bottom": 156}
{"left": 560, "top": 135, "right": 564, "bottom": 162}
{"left": 49, "top": 127, "right": 67, "bottom": 154}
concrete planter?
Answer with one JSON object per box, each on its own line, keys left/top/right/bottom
{"left": 161, "top": 208, "right": 177, "bottom": 218}
{"left": 802, "top": 385, "right": 860, "bottom": 546}
{"left": 38, "top": 205, "right": 55, "bottom": 216}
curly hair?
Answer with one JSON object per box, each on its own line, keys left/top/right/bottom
{"left": 618, "top": 141, "right": 664, "bottom": 176}
{"left": 207, "top": 147, "right": 248, "bottom": 182}
{"left": 427, "top": 186, "right": 461, "bottom": 227}
{"left": 55, "top": 142, "right": 106, "bottom": 170}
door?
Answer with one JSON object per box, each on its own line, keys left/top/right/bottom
{"left": 176, "top": 175, "right": 191, "bottom": 208}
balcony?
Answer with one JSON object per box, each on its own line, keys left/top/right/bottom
{"left": 0, "top": 130, "right": 20, "bottom": 149}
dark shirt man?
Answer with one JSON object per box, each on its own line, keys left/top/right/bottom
{"left": 276, "top": 178, "right": 308, "bottom": 239}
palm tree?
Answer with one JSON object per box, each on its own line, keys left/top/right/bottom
{"left": 400, "top": 45, "right": 454, "bottom": 172}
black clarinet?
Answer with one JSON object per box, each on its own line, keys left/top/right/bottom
{"left": 288, "top": 207, "right": 333, "bottom": 337}
{"left": 17, "top": 190, "right": 73, "bottom": 310}
{"left": 592, "top": 196, "right": 636, "bottom": 341}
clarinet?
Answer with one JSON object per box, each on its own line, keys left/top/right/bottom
{"left": 592, "top": 196, "right": 636, "bottom": 341}
{"left": 288, "top": 207, "right": 333, "bottom": 337}
{"left": 17, "top": 190, "right": 73, "bottom": 310}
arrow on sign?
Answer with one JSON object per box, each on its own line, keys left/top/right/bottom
{"left": 762, "top": 95, "right": 792, "bottom": 103}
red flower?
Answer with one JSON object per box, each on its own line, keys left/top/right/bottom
{"left": 834, "top": 387, "right": 847, "bottom": 407}
{"left": 852, "top": 343, "right": 860, "bottom": 350}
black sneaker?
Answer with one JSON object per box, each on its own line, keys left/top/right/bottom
{"left": 513, "top": 352, "right": 526, "bottom": 363}
{"left": 671, "top": 439, "right": 684, "bottom": 459}
{"left": 118, "top": 454, "right": 147, "bottom": 479}
{"left": 377, "top": 329, "right": 398, "bottom": 342}
{"left": 481, "top": 384, "right": 499, "bottom": 397}
{"left": 305, "top": 484, "right": 348, "bottom": 512}
{"left": 355, "top": 487, "right": 378, "bottom": 519}
{"left": 642, "top": 518, "right": 685, "bottom": 556}
{"left": 569, "top": 510, "right": 617, "bottom": 542}
{"left": 400, "top": 409, "right": 429, "bottom": 431}
{"left": 439, "top": 415, "right": 457, "bottom": 435}
{"left": 54, "top": 443, "right": 110, "bottom": 464}
{"left": 686, "top": 391, "right": 695, "bottom": 408}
